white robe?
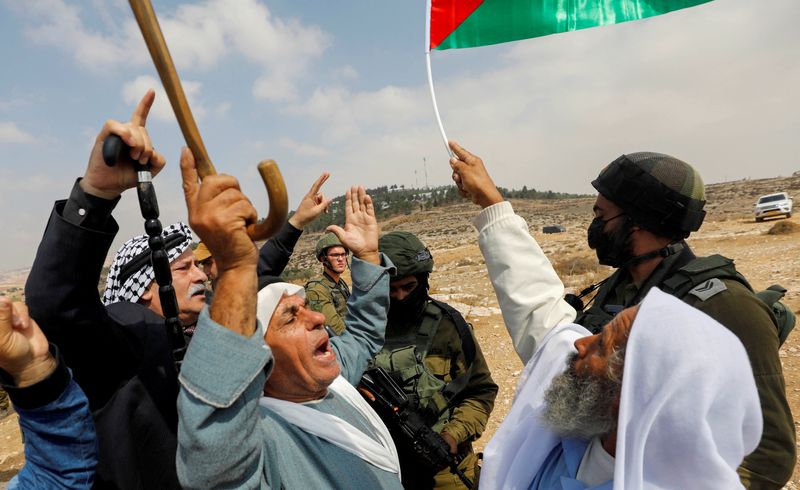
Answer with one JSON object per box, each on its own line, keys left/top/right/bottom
{"left": 471, "top": 202, "right": 761, "bottom": 490}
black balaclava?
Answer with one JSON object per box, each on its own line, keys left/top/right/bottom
{"left": 388, "top": 273, "right": 430, "bottom": 324}
{"left": 587, "top": 214, "right": 636, "bottom": 268}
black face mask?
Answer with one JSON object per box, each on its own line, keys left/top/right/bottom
{"left": 587, "top": 214, "right": 635, "bottom": 268}
{"left": 388, "top": 275, "right": 429, "bottom": 324}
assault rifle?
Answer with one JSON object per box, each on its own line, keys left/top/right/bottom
{"left": 359, "top": 367, "right": 474, "bottom": 489}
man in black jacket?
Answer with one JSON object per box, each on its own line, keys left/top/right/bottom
{"left": 26, "top": 90, "right": 182, "bottom": 488}
{"left": 24, "top": 91, "right": 324, "bottom": 489}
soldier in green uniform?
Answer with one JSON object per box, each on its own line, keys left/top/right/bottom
{"left": 576, "top": 152, "right": 795, "bottom": 489}
{"left": 448, "top": 141, "right": 795, "bottom": 490}
{"left": 377, "top": 231, "right": 498, "bottom": 490}
{"left": 305, "top": 233, "right": 351, "bottom": 335}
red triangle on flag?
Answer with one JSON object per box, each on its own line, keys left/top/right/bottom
{"left": 429, "top": 0, "right": 484, "bottom": 50}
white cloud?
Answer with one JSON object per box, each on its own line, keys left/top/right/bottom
{"left": 279, "top": 137, "right": 330, "bottom": 157}
{"left": 335, "top": 65, "right": 359, "bottom": 81}
{"left": 122, "top": 75, "right": 206, "bottom": 123}
{"left": 214, "top": 102, "right": 232, "bottom": 117}
{"left": 277, "top": 0, "right": 800, "bottom": 196}
{"left": 12, "top": 0, "right": 329, "bottom": 104}
{"left": 0, "top": 122, "right": 34, "bottom": 144}
{"left": 286, "top": 85, "right": 428, "bottom": 143}
{"left": 15, "top": 0, "right": 139, "bottom": 68}
{"left": 253, "top": 73, "right": 301, "bottom": 103}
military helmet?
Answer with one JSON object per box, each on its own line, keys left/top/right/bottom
{"left": 379, "top": 231, "right": 433, "bottom": 277}
{"left": 592, "top": 152, "right": 706, "bottom": 239}
{"left": 315, "top": 233, "right": 344, "bottom": 259}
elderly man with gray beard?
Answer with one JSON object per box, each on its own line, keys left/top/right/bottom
{"left": 480, "top": 288, "right": 762, "bottom": 489}
{"left": 448, "top": 142, "right": 764, "bottom": 489}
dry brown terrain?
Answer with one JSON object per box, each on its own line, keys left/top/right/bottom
{"left": 2, "top": 173, "right": 799, "bottom": 486}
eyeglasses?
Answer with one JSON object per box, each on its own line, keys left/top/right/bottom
{"left": 327, "top": 252, "right": 349, "bottom": 259}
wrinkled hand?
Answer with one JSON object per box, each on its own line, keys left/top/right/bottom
{"left": 0, "top": 298, "right": 56, "bottom": 388}
{"left": 181, "top": 147, "right": 258, "bottom": 272}
{"left": 82, "top": 90, "right": 167, "bottom": 200}
{"left": 326, "top": 186, "right": 379, "bottom": 265}
{"left": 448, "top": 140, "right": 503, "bottom": 209}
{"left": 288, "top": 172, "right": 332, "bottom": 229}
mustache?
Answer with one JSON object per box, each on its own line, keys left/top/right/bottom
{"left": 187, "top": 283, "right": 207, "bottom": 299}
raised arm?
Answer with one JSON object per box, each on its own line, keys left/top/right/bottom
{"left": 0, "top": 298, "right": 98, "bottom": 490}
{"left": 257, "top": 172, "right": 331, "bottom": 278}
{"left": 176, "top": 147, "right": 274, "bottom": 488}
{"left": 449, "top": 141, "right": 576, "bottom": 362}
{"left": 326, "top": 186, "right": 392, "bottom": 383}
{"left": 24, "top": 91, "right": 166, "bottom": 407}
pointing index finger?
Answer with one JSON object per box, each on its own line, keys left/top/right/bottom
{"left": 308, "top": 172, "right": 330, "bottom": 196}
{"left": 131, "top": 89, "right": 156, "bottom": 127}
{"left": 448, "top": 140, "right": 472, "bottom": 162}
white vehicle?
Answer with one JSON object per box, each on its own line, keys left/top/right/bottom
{"left": 754, "top": 192, "right": 793, "bottom": 222}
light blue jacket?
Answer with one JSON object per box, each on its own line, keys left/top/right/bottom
{"left": 176, "top": 255, "right": 401, "bottom": 489}
{"left": 530, "top": 438, "right": 613, "bottom": 490}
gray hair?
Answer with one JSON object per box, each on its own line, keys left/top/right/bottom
{"left": 540, "top": 349, "right": 627, "bottom": 439}
{"left": 607, "top": 345, "right": 627, "bottom": 384}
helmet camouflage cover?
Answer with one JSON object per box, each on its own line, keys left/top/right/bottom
{"left": 315, "top": 233, "right": 344, "bottom": 259}
{"left": 379, "top": 231, "right": 433, "bottom": 277}
{"left": 592, "top": 152, "right": 706, "bottom": 239}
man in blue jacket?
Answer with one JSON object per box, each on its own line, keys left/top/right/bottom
{"left": 174, "top": 146, "right": 402, "bottom": 489}
{"left": 0, "top": 297, "right": 98, "bottom": 489}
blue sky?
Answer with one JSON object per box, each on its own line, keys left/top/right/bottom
{"left": 1, "top": 0, "right": 798, "bottom": 270}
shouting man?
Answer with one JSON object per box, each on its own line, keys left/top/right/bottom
{"left": 176, "top": 169, "right": 403, "bottom": 489}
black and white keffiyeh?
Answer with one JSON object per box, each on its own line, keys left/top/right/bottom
{"left": 103, "top": 222, "right": 193, "bottom": 306}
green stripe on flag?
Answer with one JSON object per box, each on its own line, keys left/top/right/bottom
{"left": 435, "top": 0, "right": 713, "bottom": 50}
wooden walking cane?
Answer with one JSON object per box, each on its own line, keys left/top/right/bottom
{"left": 126, "top": 0, "right": 288, "bottom": 240}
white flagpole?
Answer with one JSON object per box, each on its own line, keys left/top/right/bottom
{"left": 425, "top": 0, "right": 454, "bottom": 158}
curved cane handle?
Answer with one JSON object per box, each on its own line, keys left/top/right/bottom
{"left": 246, "top": 160, "right": 288, "bottom": 241}
{"left": 127, "top": 0, "right": 288, "bottom": 240}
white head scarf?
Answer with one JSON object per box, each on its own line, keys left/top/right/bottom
{"left": 102, "top": 222, "right": 193, "bottom": 305}
{"left": 256, "top": 282, "right": 305, "bottom": 331}
{"left": 256, "top": 281, "right": 401, "bottom": 476}
{"left": 481, "top": 288, "right": 762, "bottom": 490}
{"left": 613, "top": 288, "right": 762, "bottom": 489}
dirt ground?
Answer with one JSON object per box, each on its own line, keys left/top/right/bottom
{"left": 1, "top": 174, "right": 799, "bottom": 486}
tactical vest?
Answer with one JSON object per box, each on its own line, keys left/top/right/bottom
{"left": 305, "top": 276, "right": 350, "bottom": 317}
{"left": 577, "top": 254, "right": 795, "bottom": 345}
{"left": 373, "top": 300, "right": 476, "bottom": 433}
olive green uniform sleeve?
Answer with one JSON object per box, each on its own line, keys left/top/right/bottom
{"left": 424, "top": 316, "right": 498, "bottom": 446}
{"left": 305, "top": 280, "right": 347, "bottom": 336}
{"left": 686, "top": 280, "right": 796, "bottom": 489}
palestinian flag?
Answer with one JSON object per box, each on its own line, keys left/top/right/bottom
{"left": 428, "top": 0, "right": 714, "bottom": 51}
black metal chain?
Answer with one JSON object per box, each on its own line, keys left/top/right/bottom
{"left": 103, "top": 135, "right": 186, "bottom": 368}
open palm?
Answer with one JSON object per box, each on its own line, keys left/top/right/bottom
{"left": 326, "top": 186, "right": 379, "bottom": 263}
